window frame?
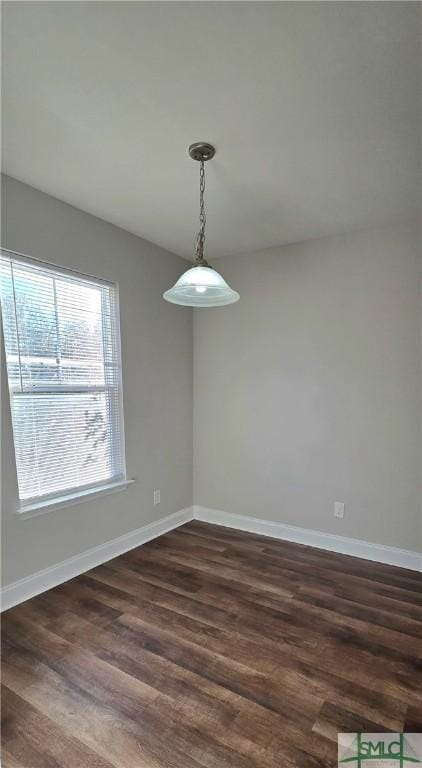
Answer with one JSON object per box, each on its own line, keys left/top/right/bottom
{"left": 0, "top": 248, "right": 131, "bottom": 516}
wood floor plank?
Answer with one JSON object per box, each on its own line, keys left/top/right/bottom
{"left": 295, "top": 584, "right": 422, "bottom": 639}
{"left": 123, "top": 545, "right": 297, "bottom": 599}
{"left": 2, "top": 636, "right": 206, "bottom": 768}
{"left": 181, "top": 522, "right": 422, "bottom": 593}
{"left": 2, "top": 521, "right": 421, "bottom": 768}
{"left": 104, "top": 552, "right": 294, "bottom": 614}
{"left": 1, "top": 685, "right": 114, "bottom": 768}
{"left": 404, "top": 705, "right": 422, "bottom": 732}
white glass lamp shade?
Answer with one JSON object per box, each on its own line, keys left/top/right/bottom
{"left": 163, "top": 265, "right": 240, "bottom": 307}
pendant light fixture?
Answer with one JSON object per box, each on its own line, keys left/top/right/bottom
{"left": 163, "top": 142, "right": 240, "bottom": 307}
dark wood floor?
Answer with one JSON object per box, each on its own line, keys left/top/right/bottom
{"left": 2, "top": 520, "right": 422, "bottom": 768}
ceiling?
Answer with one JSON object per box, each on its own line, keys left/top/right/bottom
{"left": 2, "top": 2, "right": 421, "bottom": 260}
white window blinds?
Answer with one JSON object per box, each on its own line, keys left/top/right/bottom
{"left": 0, "top": 250, "right": 127, "bottom": 505}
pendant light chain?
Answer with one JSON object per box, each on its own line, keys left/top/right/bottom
{"left": 195, "top": 160, "right": 208, "bottom": 265}
{"left": 163, "top": 141, "right": 239, "bottom": 306}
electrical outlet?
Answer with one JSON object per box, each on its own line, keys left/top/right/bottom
{"left": 153, "top": 489, "right": 160, "bottom": 506}
{"left": 334, "top": 501, "right": 345, "bottom": 518}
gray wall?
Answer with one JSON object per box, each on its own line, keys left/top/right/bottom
{"left": 1, "top": 175, "right": 193, "bottom": 585}
{"left": 2, "top": 176, "right": 420, "bottom": 589}
{"left": 194, "top": 225, "right": 421, "bottom": 552}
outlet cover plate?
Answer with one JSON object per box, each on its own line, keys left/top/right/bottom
{"left": 334, "top": 501, "right": 345, "bottom": 518}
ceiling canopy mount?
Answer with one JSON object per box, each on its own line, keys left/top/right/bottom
{"left": 188, "top": 142, "right": 216, "bottom": 162}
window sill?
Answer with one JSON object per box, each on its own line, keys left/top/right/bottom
{"left": 17, "top": 479, "right": 135, "bottom": 519}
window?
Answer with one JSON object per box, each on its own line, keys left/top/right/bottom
{"left": 0, "top": 250, "right": 127, "bottom": 511}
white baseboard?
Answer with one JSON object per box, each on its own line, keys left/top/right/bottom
{"left": 3, "top": 503, "right": 420, "bottom": 611}
{"left": 194, "top": 506, "right": 422, "bottom": 572}
{"left": 1, "top": 507, "right": 194, "bottom": 611}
